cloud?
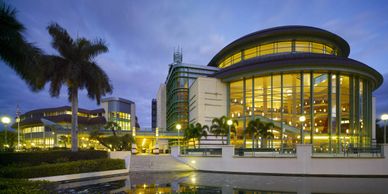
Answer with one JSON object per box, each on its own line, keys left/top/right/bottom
{"left": 2, "top": 0, "right": 388, "bottom": 128}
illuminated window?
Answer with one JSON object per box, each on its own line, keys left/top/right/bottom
{"left": 276, "top": 41, "right": 292, "bottom": 53}
{"left": 260, "top": 43, "right": 274, "bottom": 56}
{"left": 244, "top": 47, "right": 257, "bottom": 59}
{"left": 295, "top": 41, "right": 310, "bottom": 52}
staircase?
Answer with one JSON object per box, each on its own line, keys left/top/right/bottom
{"left": 130, "top": 155, "right": 194, "bottom": 172}
{"left": 255, "top": 115, "right": 304, "bottom": 134}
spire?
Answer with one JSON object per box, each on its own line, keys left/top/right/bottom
{"left": 173, "top": 46, "right": 183, "bottom": 64}
{"left": 16, "top": 104, "right": 21, "bottom": 117}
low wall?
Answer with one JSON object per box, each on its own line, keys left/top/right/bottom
{"left": 171, "top": 144, "right": 388, "bottom": 176}
{"left": 109, "top": 151, "right": 131, "bottom": 169}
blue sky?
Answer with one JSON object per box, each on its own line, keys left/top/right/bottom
{"left": 1, "top": 0, "right": 388, "bottom": 128}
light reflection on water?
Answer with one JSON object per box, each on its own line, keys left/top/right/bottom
{"left": 57, "top": 171, "right": 388, "bottom": 194}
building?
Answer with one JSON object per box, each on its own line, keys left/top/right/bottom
{"left": 160, "top": 26, "right": 383, "bottom": 153}
{"left": 151, "top": 99, "right": 157, "bottom": 129}
{"left": 163, "top": 50, "right": 219, "bottom": 131}
{"left": 14, "top": 97, "right": 138, "bottom": 148}
{"left": 156, "top": 84, "right": 167, "bottom": 131}
{"left": 101, "top": 97, "right": 137, "bottom": 130}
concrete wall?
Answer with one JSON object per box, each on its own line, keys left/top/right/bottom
{"left": 156, "top": 84, "right": 167, "bottom": 131}
{"left": 172, "top": 144, "right": 388, "bottom": 176}
{"left": 189, "top": 77, "right": 227, "bottom": 126}
{"left": 109, "top": 151, "right": 131, "bottom": 169}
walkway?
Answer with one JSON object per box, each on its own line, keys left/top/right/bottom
{"left": 130, "top": 155, "right": 193, "bottom": 172}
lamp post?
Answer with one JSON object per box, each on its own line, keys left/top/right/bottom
{"left": 1, "top": 116, "right": 11, "bottom": 148}
{"left": 227, "top": 119, "right": 233, "bottom": 145}
{"left": 176, "top": 124, "right": 181, "bottom": 147}
{"left": 299, "top": 115, "right": 306, "bottom": 144}
{"left": 16, "top": 105, "right": 21, "bottom": 150}
{"left": 16, "top": 117, "right": 20, "bottom": 150}
{"left": 381, "top": 114, "right": 388, "bottom": 144}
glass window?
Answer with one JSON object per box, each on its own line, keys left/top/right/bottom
{"left": 331, "top": 74, "right": 337, "bottom": 153}
{"left": 295, "top": 41, "right": 310, "bottom": 52}
{"left": 244, "top": 47, "right": 257, "bottom": 60}
{"left": 245, "top": 78, "right": 253, "bottom": 117}
{"left": 260, "top": 43, "right": 275, "bottom": 56}
{"left": 277, "top": 41, "right": 292, "bottom": 53}
{"left": 312, "top": 42, "right": 324, "bottom": 54}
{"left": 232, "top": 52, "right": 242, "bottom": 64}
{"left": 340, "top": 75, "right": 350, "bottom": 151}
{"left": 254, "top": 76, "right": 272, "bottom": 118}
{"left": 313, "top": 73, "right": 329, "bottom": 152}
{"left": 302, "top": 73, "right": 311, "bottom": 143}
{"left": 230, "top": 80, "right": 244, "bottom": 119}
{"left": 272, "top": 75, "right": 281, "bottom": 121}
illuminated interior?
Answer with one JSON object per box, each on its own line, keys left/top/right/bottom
{"left": 229, "top": 72, "right": 370, "bottom": 153}
{"left": 218, "top": 41, "right": 337, "bottom": 68}
{"left": 109, "top": 111, "right": 131, "bottom": 130}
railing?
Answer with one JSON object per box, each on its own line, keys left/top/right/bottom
{"left": 234, "top": 147, "right": 296, "bottom": 157}
{"left": 180, "top": 148, "right": 222, "bottom": 156}
{"left": 346, "top": 145, "right": 382, "bottom": 157}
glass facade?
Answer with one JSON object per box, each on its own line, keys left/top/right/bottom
{"left": 229, "top": 72, "right": 371, "bottom": 153}
{"left": 218, "top": 40, "right": 338, "bottom": 68}
{"left": 166, "top": 65, "right": 218, "bottom": 131}
{"left": 109, "top": 111, "right": 131, "bottom": 130}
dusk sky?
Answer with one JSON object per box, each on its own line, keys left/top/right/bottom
{"left": 1, "top": 0, "right": 388, "bottom": 128}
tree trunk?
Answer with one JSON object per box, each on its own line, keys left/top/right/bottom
{"left": 193, "top": 139, "right": 196, "bottom": 149}
{"left": 251, "top": 134, "right": 254, "bottom": 149}
{"left": 71, "top": 88, "right": 79, "bottom": 152}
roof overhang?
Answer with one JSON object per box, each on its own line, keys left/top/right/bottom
{"left": 210, "top": 53, "right": 383, "bottom": 91}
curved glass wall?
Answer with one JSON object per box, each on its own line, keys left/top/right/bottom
{"left": 229, "top": 72, "right": 371, "bottom": 153}
{"left": 218, "top": 41, "right": 337, "bottom": 68}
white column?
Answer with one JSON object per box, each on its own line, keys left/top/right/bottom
{"left": 383, "top": 144, "right": 388, "bottom": 157}
{"left": 372, "top": 97, "right": 376, "bottom": 142}
{"left": 171, "top": 146, "right": 180, "bottom": 158}
{"left": 221, "top": 145, "right": 235, "bottom": 159}
{"left": 296, "top": 144, "right": 312, "bottom": 174}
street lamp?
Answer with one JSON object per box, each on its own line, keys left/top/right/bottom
{"left": 381, "top": 114, "right": 388, "bottom": 144}
{"left": 1, "top": 116, "right": 11, "bottom": 148}
{"left": 227, "top": 119, "right": 233, "bottom": 145}
{"left": 176, "top": 124, "right": 181, "bottom": 147}
{"left": 299, "top": 115, "right": 306, "bottom": 144}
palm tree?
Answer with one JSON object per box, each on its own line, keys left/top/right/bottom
{"left": 104, "top": 121, "right": 121, "bottom": 136}
{"left": 183, "top": 124, "right": 194, "bottom": 148}
{"left": 90, "top": 122, "right": 134, "bottom": 151}
{"left": 42, "top": 23, "right": 113, "bottom": 152}
{"left": 210, "top": 116, "right": 237, "bottom": 145}
{"left": 258, "top": 122, "right": 275, "bottom": 148}
{"left": 245, "top": 119, "right": 260, "bottom": 148}
{"left": 0, "top": 2, "right": 44, "bottom": 90}
{"left": 210, "top": 116, "right": 228, "bottom": 144}
{"left": 193, "top": 123, "right": 209, "bottom": 148}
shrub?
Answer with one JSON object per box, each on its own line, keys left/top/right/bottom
{"left": 0, "top": 150, "right": 108, "bottom": 166}
{"left": 0, "top": 178, "right": 53, "bottom": 194}
{"left": 0, "top": 159, "right": 125, "bottom": 179}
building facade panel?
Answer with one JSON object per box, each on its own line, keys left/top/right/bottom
{"left": 189, "top": 77, "right": 227, "bottom": 127}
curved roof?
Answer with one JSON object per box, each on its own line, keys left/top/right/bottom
{"left": 210, "top": 53, "right": 383, "bottom": 90}
{"left": 22, "top": 106, "right": 104, "bottom": 116}
{"left": 208, "top": 25, "right": 350, "bottom": 67}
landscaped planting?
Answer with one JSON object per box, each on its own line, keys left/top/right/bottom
{"left": 0, "top": 150, "right": 108, "bottom": 166}
{"left": 0, "top": 158, "right": 125, "bottom": 179}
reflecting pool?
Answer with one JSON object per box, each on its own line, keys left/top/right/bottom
{"left": 56, "top": 171, "right": 388, "bottom": 194}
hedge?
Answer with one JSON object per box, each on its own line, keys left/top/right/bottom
{"left": 0, "top": 159, "right": 125, "bottom": 179}
{"left": 0, "top": 150, "right": 108, "bottom": 167}
{"left": 0, "top": 178, "right": 53, "bottom": 194}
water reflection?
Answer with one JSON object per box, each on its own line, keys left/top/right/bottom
{"left": 57, "top": 171, "right": 388, "bottom": 194}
